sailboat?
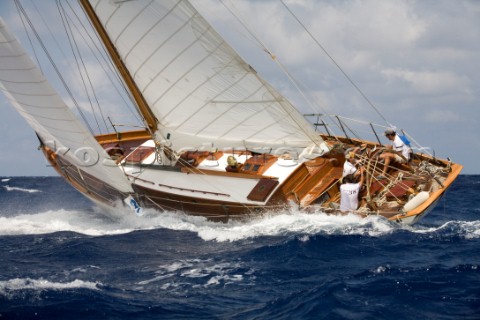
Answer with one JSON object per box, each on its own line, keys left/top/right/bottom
{"left": 0, "top": 0, "right": 462, "bottom": 225}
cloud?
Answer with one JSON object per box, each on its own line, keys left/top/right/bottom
{"left": 381, "top": 68, "right": 470, "bottom": 95}
{"left": 424, "top": 109, "right": 464, "bottom": 124}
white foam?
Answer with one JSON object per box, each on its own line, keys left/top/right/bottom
{"left": 136, "top": 259, "right": 251, "bottom": 289}
{"left": 3, "top": 185, "right": 41, "bottom": 193}
{"left": 0, "top": 278, "right": 100, "bottom": 295}
{"left": 194, "top": 213, "right": 372, "bottom": 241}
{"left": 0, "top": 209, "right": 135, "bottom": 236}
{"left": 105, "top": 206, "right": 397, "bottom": 242}
{"left": 1, "top": 178, "right": 11, "bottom": 182}
{"left": 1, "top": 205, "right": 478, "bottom": 241}
{"left": 408, "top": 220, "right": 480, "bottom": 239}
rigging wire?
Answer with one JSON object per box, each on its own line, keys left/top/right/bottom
{"left": 26, "top": 0, "right": 115, "bottom": 135}
{"left": 218, "top": 0, "right": 326, "bottom": 147}
{"left": 13, "top": 1, "right": 42, "bottom": 74}
{"left": 66, "top": 1, "right": 145, "bottom": 128}
{"left": 279, "top": 0, "right": 391, "bottom": 127}
{"left": 218, "top": 0, "right": 350, "bottom": 143}
{"left": 57, "top": 0, "right": 105, "bottom": 134}
{"left": 219, "top": 0, "right": 405, "bottom": 147}
{"left": 62, "top": 1, "right": 147, "bottom": 133}
{"left": 16, "top": 0, "right": 145, "bottom": 135}
{"left": 13, "top": 0, "right": 95, "bottom": 134}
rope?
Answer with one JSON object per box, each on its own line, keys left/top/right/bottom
{"left": 353, "top": 150, "right": 422, "bottom": 208}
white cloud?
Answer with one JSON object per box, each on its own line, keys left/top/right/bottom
{"left": 381, "top": 68, "right": 469, "bottom": 95}
{"left": 424, "top": 109, "right": 464, "bottom": 124}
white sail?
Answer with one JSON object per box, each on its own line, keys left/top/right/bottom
{"left": 0, "top": 17, "right": 132, "bottom": 193}
{"left": 88, "top": 0, "right": 324, "bottom": 151}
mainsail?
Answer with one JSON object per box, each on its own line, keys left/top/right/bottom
{"left": 0, "top": 17, "right": 132, "bottom": 193}
{"left": 86, "top": 0, "right": 324, "bottom": 151}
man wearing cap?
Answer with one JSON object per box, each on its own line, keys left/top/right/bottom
{"left": 377, "top": 128, "right": 411, "bottom": 179}
{"left": 343, "top": 148, "right": 360, "bottom": 178}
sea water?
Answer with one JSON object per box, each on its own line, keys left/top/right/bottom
{"left": 0, "top": 176, "right": 479, "bottom": 319}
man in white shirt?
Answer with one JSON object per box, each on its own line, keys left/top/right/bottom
{"left": 343, "top": 146, "right": 364, "bottom": 178}
{"left": 343, "top": 150, "right": 357, "bottom": 177}
{"left": 340, "top": 167, "right": 365, "bottom": 212}
{"left": 377, "top": 128, "right": 411, "bottom": 179}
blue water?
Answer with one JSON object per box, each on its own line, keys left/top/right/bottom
{"left": 0, "top": 175, "right": 479, "bottom": 319}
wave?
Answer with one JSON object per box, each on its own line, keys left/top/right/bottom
{"left": 0, "top": 207, "right": 391, "bottom": 239}
{"left": 0, "top": 278, "right": 100, "bottom": 298}
{"left": 188, "top": 211, "right": 395, "bottom": 242}
{"left": 135, "top": 258, "right": 253, "bottom": 290}
{"left": 1, "top": 206, "right": 479, "bottom": 241}
{"left": 3, "top": 185, "right": 41, "bottom": 193}
{"left": 0, "top": 209, "right": 136, "bottom": 236}
{"left": 407, "top": 220, "right": 480, "bottom": 239}
{"left": 1, "top": 178, "right": 11, "bottom": 182}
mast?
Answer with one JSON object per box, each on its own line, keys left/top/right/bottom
{"left": 79, "top": 0, "right": 158, "bottom": 133}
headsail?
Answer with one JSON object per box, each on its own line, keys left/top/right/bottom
{"left": 85, "top": 0, "right": 324, "bottom": 152}
{"left": 0, "top": 17, "right": 132, "bottom": 193}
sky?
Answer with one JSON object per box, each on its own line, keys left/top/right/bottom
{"left": 0, "top": 0, "right": 479, "bottom": 176}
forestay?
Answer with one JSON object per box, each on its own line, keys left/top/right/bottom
{"left": 88, "top": 0, "right": 325, "bottom": 152}
{"left": 0, "top": 17, "right": 132, "bottom": 193}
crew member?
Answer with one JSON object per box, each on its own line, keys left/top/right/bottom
{"left": 340, "top": 167, "right": 365, "bottom": 212}
{"left": 377, "top": 128, "right": 411, "bottom": 179}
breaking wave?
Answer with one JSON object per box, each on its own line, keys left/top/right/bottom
{"left": 3, "top": 185, "right": 41, "bottom": 193}
{"left": 0, "top": 278, "right": 100, "bottom": 300}
{"left": 0, "top": 278, "right": 100, "bottom": 292}
{"left": 409, "top": 220, "right": 480, "bottom": 239}
{"left": 1, "top": 206, "right": 479, "bottom": 242}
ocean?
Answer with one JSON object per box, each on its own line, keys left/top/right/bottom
{"left": 0, "top": 175, "right": 478, "bottom": 319}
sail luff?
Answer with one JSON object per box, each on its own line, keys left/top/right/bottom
{"left": 0, "top": 16, "right": 133, "bottom": 193}
{"left": 79, "top": 0, "right": 158, "bottom": 133}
